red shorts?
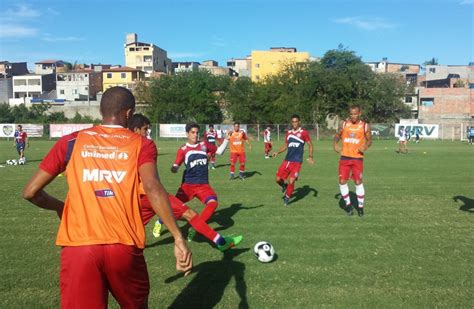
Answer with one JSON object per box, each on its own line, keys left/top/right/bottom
{"left": 60, "top": 244, "right": 149, "bottom": 308}
{"left": 230, "top": 152, "right": 246, "bottom": 164}
{"left": 264, "top": 142, "right": 272, "bottom": 153}
{"left": 338, "top": 159, "right": 364, "bottom": 182}
{"left": 276, "top": 160, "right": 302, "bottom": 180}
{"left": 140, "top": 194, "right": 189, "bottom": 225}
{"left": 176, "top": 183, "right": 217, "bottom": 204}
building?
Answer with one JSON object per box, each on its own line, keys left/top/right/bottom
{"left": 0, "top": 62, "right": 29, "bottom": 78}
{"left": 12, "top": 74, "right": 56, "bottom": 100}
{"left": 424, "top": 64, "right": 474, "bottom": 88}
{"left": 124, "top": 33, "right": 172, "bottom": 76}
{"left": 173, "top": 61, "right": 200, "bottom": 73}
{"left": 102, "top": 67, "right": 145, "bottom": 91}
{"left": 226, "top": 57, "right": 252, "bottom": 77}
{"left": 251, "top": 47, "right": 310, "bottom": 82}
{"left": 56, "top": 70, "right": 102, "bottom": 101}
{"left": 0, "top": 78, "right": 13, "bottom": 103}
{"left": 199, "top": 60, "right": 236, "bottom": 76}
{"left": 34, "top": 60, "right": 65, "bottom": 75}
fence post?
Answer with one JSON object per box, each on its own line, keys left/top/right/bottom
{"left": 257, "top": 124, "right": 260, "bottom": 142}
{"left": 441, "top": 124, "right": 444, "bottom": 140}
{"left": 452, "top": 126, "right": 454, "bottom": 141}
{"left": 316, "top": 123, "right": 320, "bottom": 141}
{"left": 155, "top": 123, "right": 158, "bottom": 141}
{"left": 277, "top": 124, "right": 280, "bottom": 142}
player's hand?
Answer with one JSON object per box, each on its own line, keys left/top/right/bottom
{"left": 171, "top": 165, "right": 179, "bottom": 173}
{"left": 174, "top": 238, "right": 192, "bottom": 276}
{"left": 358, "top": 147, "right": 366, "bottom": 155}
{"left": 272, "top": 152, "right": 278, "bottom": 158}
{"left": 248, "top": 144, "right": 252, "bottom": 151}
{"left": 333, "top": 145, "right": 340, "bottom": 153}
{"left": 307, "top": 157, "right": 315, "bottom": 165}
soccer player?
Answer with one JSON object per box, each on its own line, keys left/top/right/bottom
{"left": 228, "top": 122, "right": 252, "bottom": 180}
{"left": 272, "top": 114, "right": 314, "bottom": 206}
{"left": 129, "top": 115, "right": 242, "bottom": 251}
{"left": 333, "top": 105, "right": 372, "bottom": 217}
{"left": 13, "top": 124, "right": 28, "bottom": 161}
{"left": 205, "top": 124, "right": 219, "bottom": 169}
{"left": 264, "top": 126, "right": 272, "bottom": 159}
{"left": 22, "top": 87, "right": 192, "bottom": 308}
{"left": 468, "top": 125, "right": 474, "bottom": 145}
{"left": 172, "top": 123, "right": 241, "bottom": 244}
{"left": 398, "top": 125, "right": 408, "bottom": 154}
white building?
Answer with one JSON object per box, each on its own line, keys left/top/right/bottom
{"left": 34, "top": 60, "right": 65, "bottom": 75}
{"left": 173, "top": 62, "right": 201, "bottom": 73}
{"left": 227, "top": 57, "right": 252, "bottom": 77}
{"left": 12, "top": 74, "right": 56, "bottom": 100}
{"left": 124, "top": 33, "right": 172, "bottom": 76}
{"left": 56, "top": 70, "right": 102, "bottom": 101}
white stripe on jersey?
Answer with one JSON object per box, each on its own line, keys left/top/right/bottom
{"left": 184, "top": 150, "right": 208, "bottom": 165}
{"left": 287, "top": 134, "right": 304, "bottom": 144}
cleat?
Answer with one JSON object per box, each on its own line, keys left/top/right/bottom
{"left": 152, "top": 220, "right": 162, "bottom": 238}
{"left": 187, "top": 228, "right": 196, "bottom": 242}
{"left": 239, "top": 175, "right": 245, "bottom": 180}
{"left": 357, "top": 207, "right": 364, "bottom": 217}
{"left": 218, "top": 235, "right": 243, "bottom": 252}
{"left": 211, "top": 166, "right": 216, "bottom": 170}
{"left": 229, "top": 175, "right": 235, "bottom": 180}
{"left": 345, "top": 205, "right": 354, "bottom": 216}
{"left": 283, "top": 196, "right": 290, "bottom": 207}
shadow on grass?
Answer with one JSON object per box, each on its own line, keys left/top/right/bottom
{"left": 291, "top": 185, "right": 318, "bottom": 204}
{"left": 334, "top": 192, "right": 358, "bottom": 214}
{"left": 242, "top": 170, "right": 262, "bottom": 179}
{"left": 166, "top": 248, "right": 250, "bottom": 309}
{"left": 214, "top": 163, "right": 230, "bottom": 169}
{"left": 453, "top": 195, "right": 474, "bottom": 213}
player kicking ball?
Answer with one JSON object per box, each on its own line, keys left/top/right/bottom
{"left": 273, "top": 114, "right": 314, "bottom": 206}
{"left": 333, "top": 105, "right": 372, "bottom": 217}
{"left": 129, "top": 115, "right": 242, "bottom": 251}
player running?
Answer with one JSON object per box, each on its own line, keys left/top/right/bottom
{"left": 333, "top": 105, "right": 372, "bottom": 217}
{"left": 272, "top": 114, "right": 314, "bottom": 206}
{"left": 13, "top": 124, "right": 28, "bottom": 162}
{"left": 128, "top": 114, "right": 242, "bottom": 251}
{"left": 228, "top": 122, "right": 252, "bottom": 180}
{"left": 172, "top": 123, "right": 240, "bottom": 243}
{"left": 264, "top": 126, "right": 272, "bottom": 159}
{"left": 397, "top": 126, "right": 408, "bottom": 154}
{"left": 205, "top": 124, "right": 219, "bottom": 169}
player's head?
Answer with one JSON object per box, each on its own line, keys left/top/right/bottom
{"left": 128, "top": 113, "right": 151, "bottom": 137}
{"left": 266, "top": 126, "right": 271, "bottom": 130}
{"left": 209, "top": 124, "right": 214, "bottom": 131}
{"left": 17, "top": 125, "right": 22, "bottom": 131}
{"left": 100, "top": 86, "right": 136, "bottom": 127}
{"left": 186, "top": 123, "right": 200, "bottom": 144}
{"left": 348, "top": 105, "right": 361, "bottom": 123}
{"left": 233, "top": 122, "right": 240, "bottom": 132}
{"left": 290, "top": 114, "right": 300, "bottom": 130}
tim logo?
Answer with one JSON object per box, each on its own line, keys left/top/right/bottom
{"left": 118, "top": 152, "right": 129, "bottom": 160}
{"left": 83, "top": 169, "right": 126, "bottom": 183}
{"left": 288, "top": 142, "right": 300, "bottom": 148}
{"left": 95, "top": 189, "right": 115, "bottom": 197}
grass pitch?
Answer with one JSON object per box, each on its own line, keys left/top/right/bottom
{"left": 0, "top": 138, "right": 472, "bottom": 308}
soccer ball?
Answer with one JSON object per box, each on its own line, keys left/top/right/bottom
{"left": 254, "top": 241, "right": 275, "bottom": 263}
{"left": 6, "top": 160, "right": 12, "bottom": 165}
{"left": 18, "top": 158, "right": 25, "bottom": 165}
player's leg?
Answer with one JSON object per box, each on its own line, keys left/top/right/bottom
{"left": 197, "top": 187, "right": 218, "bottom": 222}
{"left": 283, "top": 163, "right": 301, "bottom": 206}
{"left": 104, "top": 244, "right": 150, "bottom": 308}
{"left": 352, "top": 160, "right": 365, "bottom": 216}
{"left": 60, "top": 245, "right": 109, "bottom": 308}
{"left": 338, "top": 160, "right": 352, "bottom": 215}
{"left": 276, "top": 161, "right": 290, "bottom": 193}
{"left": 210, "top": 153, "right": 216, "bottom": 169}
{"left": 230, "top": 153, "right": 237, "bottom": 179}
{"left": 238, "top": 152, "right": 246, "bottom": 179}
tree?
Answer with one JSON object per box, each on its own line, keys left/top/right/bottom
{"left": 423, "top": 57, "right": 438, "bottom": 66}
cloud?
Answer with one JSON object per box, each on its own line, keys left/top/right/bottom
{"left": 0, "top": 24, "right": 38, "bottom": 38}
{"left": 5, "top": 4, "right": 41, "bottom": 19}
{"left": 168, "top": 52, "right": 206, "bottom": 59}
{"left": 460, "top": 0, "right": 474, "bottom": 4}
{"left": 333, "top": 16, "right": 397, "bottom": 31}
{"left": 42, "top": 36, "right": 85, "bottom": 42}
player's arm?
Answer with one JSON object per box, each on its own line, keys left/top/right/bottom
{"left": 243, "top": 132, "right": 252, "bottom": 150}
{"left": 171, "top": 149, "right": 184, "bottom": 173}
{"left": 359, "top": 123, "right": 373, "bottom": 154}
{"left": 26, "top": 134, "right": 29, "bottom": 147}
{"left": 272, "top": 143, "right": 288, "bottom": 157}
{"left": 306, "top": 137, "right": 314, "bottom": 165}
{"left": 139, "top": 163, "right": 192, "bottom": 275}
{"left": 23, "top": 170, "right": 64, "bottom": 218}
{"left": 333, "top": 121, "right": 344, "bottom": 153}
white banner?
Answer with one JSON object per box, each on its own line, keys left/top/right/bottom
{"left": 50, "top": 124, "right": 94, "bottom": 138}
{"left": 0, "top": 124, "right": 15, "bottom": 137}
{"left": 206, "top": 124, "right": 248, "bottom": 138}
{"left": 22, "top": 124, "right": 44, "bottom": 137}
{"left": 159, "top": 124, "right": 187, "bottom": 138}
{"left": 395, "top": 124, "right": 439, "bottom": 139}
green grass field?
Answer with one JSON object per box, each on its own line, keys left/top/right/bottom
{"left": 0, "top": 138, "right": 473, "bottom": 308}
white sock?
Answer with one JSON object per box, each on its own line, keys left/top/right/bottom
{"left": 339, "top": 184, "right": 351, "bottom": 206}
{"left": 355, "top": 184, "right": 365, "bottom": 208}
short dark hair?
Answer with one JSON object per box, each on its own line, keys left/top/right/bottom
{"left": 234, "top": 122, "right": 240, "bottom": 126}
{"left": 100, "top": 87, "right": 135, "bottom": 118}
{"left": 349, "top": 105, "right": 361, "bottom": 112}
{"left": 209, "top": 124, "right": 214, "bottom": 129}
{"left": 290, "top": 114, "right": 300, "bottom": 121}
{"left": 17, "top": 125, "right": 22, "bottom": 129}
{"left": 128, "top": 113, "right": 150, "bottom": 131}
{"left": 186, "top": 123, "right": 200, "bottom": 133}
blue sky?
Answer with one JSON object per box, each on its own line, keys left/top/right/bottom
{"left": 0, "top": 0, "right": 472, "bottom": 69}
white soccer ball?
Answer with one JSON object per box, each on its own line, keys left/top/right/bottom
{"left": 18, "top": 158, "right": 25, "bottom": 165}
{"left": 254, "top": 241, "right": 275, "bottom": 263}
{"left": 6, "top": 160, "right": 13, "bottom": 165}
{"left": 11, "top": 159, "right": 18, "bottom": 165}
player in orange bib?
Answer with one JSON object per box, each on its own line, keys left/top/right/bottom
{"left": 333, "top": 105, "right": 372, "bottom": 217}
{"left": 22, "top": 87, "right": 192, "bottom": 308}
{"left": 228, "top": 122, "right": 252, "bottom": 180}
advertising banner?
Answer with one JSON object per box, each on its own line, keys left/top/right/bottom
{"left": 0, "top": 124, "right": 15, "bottom": 138}
{"left": 159, "top": 124, "right": 187, "bottom": 138}
{"left": 22, "top": 124, "right": 44, "bottom": 137}
{"left": 395, "top": 124, "right": 439, "bottom": 139}
{"left": 50, "top": 124, "right": 94, "bottom": 138}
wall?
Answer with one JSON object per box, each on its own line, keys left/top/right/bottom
{"left": 418, "top": 88, "right": 473, "bottom": 122}
{"left": 251, "top": 50, "right": 309, "bottom": 81}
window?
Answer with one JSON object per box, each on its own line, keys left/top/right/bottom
{"left": 255, "top": 63, "right": 260, "bottom": 68}
{"left": 255, "top": 75, "right": 260, "bottom": 80}
{"left": 129, "top": 48, "right": 135, "bottom": 51}
{"left": 429, "top": 68, "right": 436, "bottom": 73}
{"left": 405, "top": 96, "right": 413, "bottom": 103}
{"left": 60, "top": 89, "right": 65, "bottom": 95}
{"left": 121, "top": 73, "right": 126, "bottom": 79}
{"left": 144, "top": 56, "right": 152, "bottom": 62}
{"left": 107, "top": 73, "right": 112, "bottom": 79}
{"left": 73, "top": 89, "right": 78, "bottom": 95}
{"left": 420, "top": 98, "right": 434, "bottom": 107}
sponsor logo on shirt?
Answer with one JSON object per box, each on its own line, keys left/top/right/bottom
{"left": 343, "top": 138, "right": 360, "bottom": 144}
{"left": 81, "top": 150, "right": 129, "bottom": 160}
{"left": 190, "top": 158, "right": 208, "bottom": 168}
{"left": 83, "top": 169, "right": 126, "bottom": 183}
{"left": 95, "top": 189, "right": 115, "bottom": 197}
{"left": 288, "top": 142, "right": 300, "bottom": 148}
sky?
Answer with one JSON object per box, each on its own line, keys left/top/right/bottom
{"left": 0, "top": 0, "right": 472, "bottom": 70}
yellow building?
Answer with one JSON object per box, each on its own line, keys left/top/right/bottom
{"left": 102, "top": 67, "right": 145, "bottom": 91}
{"left": 251, "top": 47, "right": 310, "bottom": 82}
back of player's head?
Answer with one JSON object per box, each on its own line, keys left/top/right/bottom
{"left": 186, "top": 123, "right": 200, "bottom": 133}
{"left": 290, "top": 114, "right": 300, "bottom": 121}
{"left": 100, "top": 87, "right": 135, "bottom": 118}
{"left": 209, "top": 124, "right": 214, "bottom": 129}
{"left": 128, "top": 114, "right": 150, "bottom": 131}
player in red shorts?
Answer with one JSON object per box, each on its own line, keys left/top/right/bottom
{"left": 333, "top": 105, "right": 372, "bottom": 217}
{"left": 272, "top": 114, "right": 314, "bottom": 206}
{"left": 172, "top": 122, "right": 243, "bottom": 245}
{"left": 263, "top": 126, "right": 272, "bottom": 159}
{"left": 228, "top": 122, "right": 252, "bottom": 180}
{"left": 204, "top": 124, "right": 219, "bottom": 169}
{"left": 129, "top": 114, "right": 242, "bottom": 251}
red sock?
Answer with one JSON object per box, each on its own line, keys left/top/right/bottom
{"left": 200, "top": 200, "right": 218, "bottom": 222}
{"left": 189, "top": 215, "right": 219, "bottom": 243}
{"left": 230, "top": 164, "right": 235, "bottom": 173}
{"left": 286, "top": 183, "right": 295, "bottom": 198}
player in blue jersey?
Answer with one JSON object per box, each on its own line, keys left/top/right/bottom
{"left": 272, "top": 114, "right": 314, "bottom": 206}
{"left": 13, "top": 125, "right": 29, "bottom": 161}
{"left": 172, "top": 123, "right": 242, "bottom": 243}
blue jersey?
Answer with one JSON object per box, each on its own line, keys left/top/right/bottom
{"left": 173, "top": 141, "right": 217, "bottom": 184}
{"left": 469, "top": 128, "right": 474, "bottom": 137}
{"left": 284, "top": 128, "right": 311, "bottom": 163}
